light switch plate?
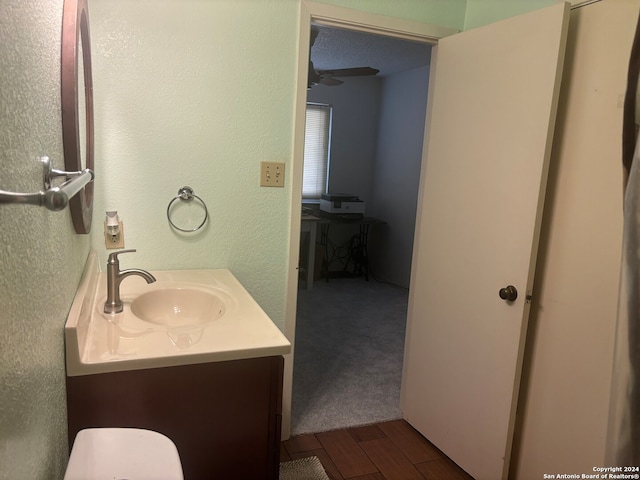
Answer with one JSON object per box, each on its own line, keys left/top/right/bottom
{"left": 260, "top": 162, "right": 285, "bottom": 187}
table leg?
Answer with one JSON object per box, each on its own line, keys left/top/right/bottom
{"left": 359, "top": 223, "right": 371, "bottom": 281}
{"left": 320, "top": 223, "right": 330, "bottom": 282}
{"left": 306, "top": 222, "right": 316, "bottom": 290}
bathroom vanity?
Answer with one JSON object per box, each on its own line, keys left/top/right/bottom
{"left": 65, "top": 252, "right": 291, "bottom": 480}
{"left": 66, "top": 356, "right": 284, "bottom": 480}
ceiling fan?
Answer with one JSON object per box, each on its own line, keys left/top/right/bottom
{"left": 308, "top": 26, "right": 380, "bottom": 88}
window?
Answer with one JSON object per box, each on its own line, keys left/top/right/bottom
{"left": 303, "top": 103, "right": 332, "bottom": 200}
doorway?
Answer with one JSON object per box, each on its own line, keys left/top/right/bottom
{"left": 283, "top": 3, "right": 455, "bottom": 441}
{"left": 287, "top": 19, "right": 438, "bottom": 437}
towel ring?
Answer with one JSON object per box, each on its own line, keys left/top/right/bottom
{"left": 167, "top": 186, "right": 208, "bottom": 232}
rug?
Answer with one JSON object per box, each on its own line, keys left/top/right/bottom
{"left": 279, "top": 456, "right": 331, "bottom": 480}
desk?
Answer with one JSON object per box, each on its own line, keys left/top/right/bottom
{"left": 300, "top": 215, "right": 321, "bottom": 290}
{"left": 316, "top": 215, "right": 384, "bottom": 282}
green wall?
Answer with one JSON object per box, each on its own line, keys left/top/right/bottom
{"left": 0, "top": 1, "right": 90, "bottom": 478}
{"left": 319, "top": 0, "right": 466, "bottom": 28}
{"left": 464, "top": 0, "right": 559, "bottom": 29}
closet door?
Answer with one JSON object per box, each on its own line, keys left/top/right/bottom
{"left": 517, "top": 0, "right": 633, "bottom": 476}
{"left": 401, "top": 4, "right": 570, "bottom": 479}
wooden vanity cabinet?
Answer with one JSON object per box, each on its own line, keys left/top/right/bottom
{"left": 66, "top": 356, "right": 284, "bottom": 480}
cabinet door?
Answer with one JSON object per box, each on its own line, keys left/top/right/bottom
{"left": 401, "top": 4, "right": 570, "bottom": 479}
{"left": 67, "top": 357, "right": 284, "bottom": 480}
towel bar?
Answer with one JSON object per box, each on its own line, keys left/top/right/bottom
{"left": 0, "top": 156, "right": 94, "bottom": 211}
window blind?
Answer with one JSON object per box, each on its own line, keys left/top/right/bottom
{"left": 303, "top": 103, "right": 332, "bottom": 199}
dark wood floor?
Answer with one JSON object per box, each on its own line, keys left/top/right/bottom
{"left": 281, "top": 420, "right": 474, "bottom": 480}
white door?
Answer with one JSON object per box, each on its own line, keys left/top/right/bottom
{"left": 401, "top": 4, "right": 570, "bottom": 480}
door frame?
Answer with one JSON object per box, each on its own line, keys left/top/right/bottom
{"left": 283, "top": 0, "right": 458, "bottom": 439}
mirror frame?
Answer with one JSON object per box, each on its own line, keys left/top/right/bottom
{"left": 61, "top": 0, "right": 94, "bottom": 234}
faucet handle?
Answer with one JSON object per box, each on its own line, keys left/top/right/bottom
{"left": 107, "top": 249, "right": 137, "bottom": 264}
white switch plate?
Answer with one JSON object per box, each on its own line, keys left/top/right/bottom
{"left": 260, "top": 162, "right": 285, "bottom": 187}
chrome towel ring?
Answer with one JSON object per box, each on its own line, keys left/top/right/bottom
{"left": 167, "top": 186, "right": 208, "bottom": 232}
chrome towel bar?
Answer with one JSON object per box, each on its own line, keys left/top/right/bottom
{"left": 0, "top": 156, "right": 94, "bottom": 211}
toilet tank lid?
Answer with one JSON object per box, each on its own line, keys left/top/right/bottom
{"left": 64, "top": 428, "right": 184, "bottom": 480}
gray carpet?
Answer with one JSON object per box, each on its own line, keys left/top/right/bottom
{"left": 292, "top": 277, "right": 408, "bottom": 435}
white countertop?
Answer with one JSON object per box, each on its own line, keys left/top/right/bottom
{"left": 65, "top": 252, "right": 291, "bottom": 376}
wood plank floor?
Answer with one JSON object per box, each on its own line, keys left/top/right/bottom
{"left": 281, "top": 420, "right": 474, "bottom": 480}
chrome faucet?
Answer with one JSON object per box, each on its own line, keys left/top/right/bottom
{"left": 103, "top": 249, "right": 156, "bottom": 314}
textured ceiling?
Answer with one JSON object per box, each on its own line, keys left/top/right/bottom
{"left": 311, "top": 25, "right": 433, "bottom": 77}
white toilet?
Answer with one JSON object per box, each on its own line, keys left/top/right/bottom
{"left": 64, "top": 428, "right": 184, "bottom": 480}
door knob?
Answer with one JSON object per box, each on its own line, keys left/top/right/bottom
{"left": 499, "top": 285, "right": 518, "bottom": 302}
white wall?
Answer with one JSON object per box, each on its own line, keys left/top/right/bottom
{"left": 512, "top": 1, "right": 636, "bottom": 476}
{"left": 0, "top": 1, "right": 91, "bottom": 478}
{"left": 369, "top": 66, "right": 430, "bottom": 287}
{"left": 305, "top": 67, "right": 429, "bottom": 287}
{"left": 307, "top": 77, "right": 382, "bottom": 204}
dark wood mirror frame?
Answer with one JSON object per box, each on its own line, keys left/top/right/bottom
{"left": 61, "top": 0, "right": 94, "bottom": 234}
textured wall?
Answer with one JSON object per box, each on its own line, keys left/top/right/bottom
{"left": 87, "top": 0, "right": 469, "bottom": 332}
{"left": 88, "top": 0, "right": 300, "bottom": 328}
{"left": 0, "top": 1, "right": 91, "bottom": 479}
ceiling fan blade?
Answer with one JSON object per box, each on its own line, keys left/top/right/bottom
{"left": 316, "top": 67, "right": 380, "bottom": 78}
{"left": 319, "top": 76, "right": 344, "bottom": 86}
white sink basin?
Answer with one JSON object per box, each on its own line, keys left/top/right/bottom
{"left": 64, "top": 251, "right": 291, "bottom": 376}
{"left": 131, "top": 288, "right": 226, "bottom": 327}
